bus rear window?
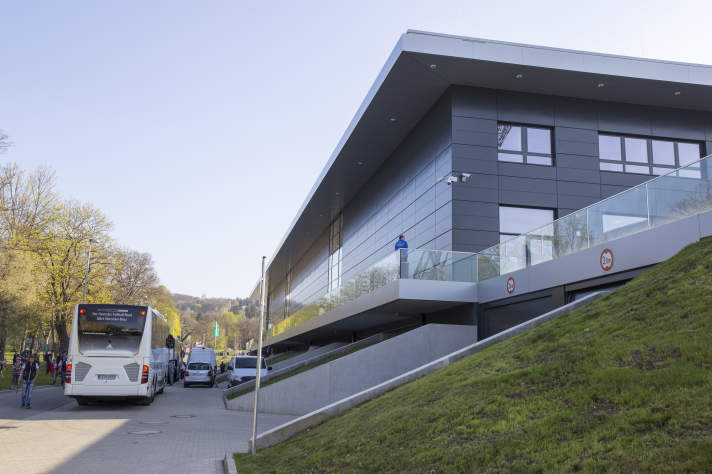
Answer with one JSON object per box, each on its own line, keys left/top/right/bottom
{"left": 79, "top": 305, "right": 147, "bottom": 335}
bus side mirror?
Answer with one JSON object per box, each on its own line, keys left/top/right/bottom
{"left": 268, "top": 366, "right": 273, "bottom": 371}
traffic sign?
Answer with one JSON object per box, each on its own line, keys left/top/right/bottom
{"left": 600, "top": 248, "right": 614, "bottom": 271}
{"left": 506, "top": 276, "right": 516, "bottom": 294}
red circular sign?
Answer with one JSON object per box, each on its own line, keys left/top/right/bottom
{"left": 600, "top": 248, "right": 614, "bottom": 272}
{"left": 506, "top": 276, "right": 516, "bottom": 294}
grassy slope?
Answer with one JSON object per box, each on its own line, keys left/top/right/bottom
{"left": 235, "top": 238, "right": 712, "bottom": 472}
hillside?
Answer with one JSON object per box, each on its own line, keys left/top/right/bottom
{"left": 235, "top": 237, "right": 712, "bottom": 472}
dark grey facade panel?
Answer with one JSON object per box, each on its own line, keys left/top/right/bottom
{"left": 451, "top": 86, "right": 497, "bottom": 119}
{"left": 553, "top": 97, "right": 598, "bottom": 129}
{"left": 452, "top": 229, "right": 500, "bottom": 249}
{"left": 452, "top": 200, "right": 499, "bottom": 218}
{"left": 499, "top": 175, "right": 557, "bottom": 195}
{"left": 451, "top": 144, "right": 498, "bottom": 174}
{"left": 499, "top": 189, "right": 557, "bottom": 208}
{"left": 557, "top": 181, "right": 600, "bottom": 198}
{"left": 555, "top": 139, "right": 597, "bottom": 156}
{"left": 649, "top": 108, "right": 707, "bottom": 140}
{"left": 555, "top": 153, "right": 599, "bottom": 170}
{"left": 554, "top": 127, "right": 597, "bottom": 144}
{"left": 556, "top": 166, "right": 600, "bottom": 184}
{"left": 497, "top": 162, "right": 556, "bottom": 180}
{"left": 452, "top": 184, "right": 499, "bottom": 203}
{"left": 556, "top": 194, "right": 600, "bottom": 211}
{"left": 600, "top": 184, "right": 631, "bottom": 199}
{"left": 557, "top": 208, "right": 579, "bottom": 217}
{"left": 596, "top": 102, "right": 654, "bottom": 136}
{"left": 599, "top": 172, "right": 652, "bottom": 187}
{"left": 496, "top": 90, "right": 555, "bottom": 126}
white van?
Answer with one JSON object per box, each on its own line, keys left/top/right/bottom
{"left": 227, "top": 356, "right": 271, "bottom": 388}
{"left": 184, "top": 347, "right": 216, "bottom": 387}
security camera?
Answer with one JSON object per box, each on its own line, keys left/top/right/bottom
{"left": 460, "top": 173, "right": 471, "bottom": 182}
{"left": 446, "top": 176, "right": 459, "bottom": 185}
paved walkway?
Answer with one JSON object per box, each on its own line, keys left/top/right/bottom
{"left": 0, "top": 381, "right": 295, "bottom": 473}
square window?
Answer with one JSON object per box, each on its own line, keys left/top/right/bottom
{"left": 652, "top": 140, "right": 675, "bottom": 165}
{"left": 599, "top": 135, "right": 622, "bottom": 161}
{"left": 678, "top": 142, "right": 701, "bottom": 167}
{"left": 600, "top": 162, "right": 623, "bottom": 172}
{"left": 498, "top": 152, "right": 523, "bottom": 163}
{"left": 527, "top": 155, "right": 552, "bottom": 166}
{"left": 498, "top": 125, "right": 522, "bottom": 151}
{"left": 527, "top": 128, "right": 551, "bottom": 154}
{"left": 624, "top": 138, "right": 648, "bottom": 163}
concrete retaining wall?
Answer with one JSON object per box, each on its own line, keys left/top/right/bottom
{"left": 226, "top": 323, "right": 477, "bottom": 416}
{"left": 270, "top": 342, "right": 345, "bottom": 371}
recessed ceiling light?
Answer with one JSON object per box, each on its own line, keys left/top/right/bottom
{"left": 357, "top": 161, "right": 364, "bottom": 166}
{"left": 429, "top": 64, "right": 437, "bottom": 70}
{"left": 514, "top": 73, "right": 523, "bottom": 79}
{"left": 597, "top": 82, "right": 605, "bottom": 88}
{"left": 335, "top": 192, "right": 340, "bottom": 196}
{"left": 389, "top": 117, "right": 397, "bottom": 122}
{"left": 673, "top": 91, "right": 681, "bottom": 96}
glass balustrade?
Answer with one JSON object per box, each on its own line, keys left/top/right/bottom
{"left": 271, "top": 153, "right": 712, "bottom": 338}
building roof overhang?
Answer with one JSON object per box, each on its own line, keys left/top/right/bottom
{"left": 259, "top": 30, "right": 712, "bottom": 293}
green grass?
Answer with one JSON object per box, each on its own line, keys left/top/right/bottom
{"left": 235, "top": 237, "right": 712, "bottom": 472}
{"left": 227, "top": 343, "right": 378, "bottom": 400}
{"left": 0, "top": 354, "right": 58, "bottom": 391}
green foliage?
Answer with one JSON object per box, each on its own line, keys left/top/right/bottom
{"left": 235, "top": 237, "right": 712, "bottom": 472}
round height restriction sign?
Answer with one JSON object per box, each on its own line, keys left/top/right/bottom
{"left": 506, "top": 276, "right": 516, "bottom": 294}
{"left": 600, "top": 248, "right": 614, "bottom": 272}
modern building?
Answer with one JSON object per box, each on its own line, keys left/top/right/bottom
{"left": 254, "top": 31, "right": 712, "bottom": 351}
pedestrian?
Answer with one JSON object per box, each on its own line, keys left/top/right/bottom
{"left": 0, "top": 357, "right": 5, "bottom": 377}
{"left": 58, "top": 355, "right": 67, "bottom": 388}
{"left": 395, "top": 234, "right": 409, "bottom": 277}
{"left": 20, "top": 354, "right": 39, "bottom": 409}
{"left": 49, "top": 358, "right": 55, "bottom": 384}
{"left": 11, "top": 356, "right": 22, "bottom": 390}
{"left": 53, "top": 355, "right": 61, "bottom": 385}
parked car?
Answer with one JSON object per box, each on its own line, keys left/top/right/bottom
{"left": 227, "top": 356, "right": 271, "bottom": 388}
{"left": 184, "top": 347, "right": 216, "bottom": 387}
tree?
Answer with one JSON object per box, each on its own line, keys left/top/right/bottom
{"left": 0, "top": 129, "right": 11, "bottom": 154}
{"left": 110, "top": 248, "right": 159, "bottom": 304}
{"left": 30, "top": 201, "right": 113, "bottom": 352}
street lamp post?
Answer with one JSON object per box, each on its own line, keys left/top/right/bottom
{"left": 82, "top": 238, "right": 98, "bottom": 304}
{"left": 251, "top": 256, "right": 267, "bottom": 455}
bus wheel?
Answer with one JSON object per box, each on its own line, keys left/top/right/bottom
{"left": 76, "top": 397, "right": 89, "bottom": 406}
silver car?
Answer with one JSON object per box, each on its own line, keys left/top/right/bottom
{"left": 183, "top": 361, "right": 214, "bottom": 387}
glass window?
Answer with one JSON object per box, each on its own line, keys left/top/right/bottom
{"left": 599, "top": 135, "right": 622, "bottom": 161}
{"left": 527, "top": 128, "right": 551, "bottom": 154}
{"left": 600, "top": 162, "right": 623, "bottom": 172}
{"left": 498, "top": 125, "right": 521, "bottom": 151}
{"left": 499, "top": 206, "right": 555, "bottom": 235}
{"left": 624, "top": 164, "right": 650, "bottom": 175}
{"left": 624, "top": 137, "right": 648, "bottom": 163}
{"left": 652, "top": 140, "right": 675, "bottom": 165}
{"left": 678, "top": 142, "right": 701, "bottom": 167}
{"left": 498, "top": 123, "right": 553, "bottom": 166}
{"left": 498, "top": 152, "right": 523, "bottom": 163}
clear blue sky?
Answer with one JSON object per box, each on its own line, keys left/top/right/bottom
{"left": 1, "top": 0, "right": 710, "bottom": 297}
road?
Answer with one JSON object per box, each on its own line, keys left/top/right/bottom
{"left": 0, "top": 380, "right": 296, "bottom": 473}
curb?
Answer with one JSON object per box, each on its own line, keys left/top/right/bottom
{"left": 223, "top": 453, "right": 237, "bottom": 474}
{"left": 247, "top": 291, "right": 607, "bottom": 451}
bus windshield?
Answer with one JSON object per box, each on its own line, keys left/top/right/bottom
{"left": 78, "top": 305, "right": 147, "bottom": 353}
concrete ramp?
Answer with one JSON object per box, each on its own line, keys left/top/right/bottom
{"left": 226, "top": 323, "right": 477, "bottom": 416}
{"left": 269, "top": 342, "right": 346, "bottom": 371}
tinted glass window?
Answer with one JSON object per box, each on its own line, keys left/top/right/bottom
{"left": 499, "top": 206, "right": 554, "bottom": 235}
{"left": 498, "top": 152, "right": 523, "bottom": 163}
{"left": 624, "top": 138, "right": 648, "bottom": 163}
{"left": 652, "top": 140, "right": 675, "bottom": 165}
{"left": 678, "top": 142, "right": 701, "bottom": 166}
{"left": 599, "top": 135, "right": 621, "bottom": 161}
{"left": 600, "top": 162, "right": 623, "bottom": 172}
{"left": 188, "top": 362, "right": 210, "bottom": 370}
{"left": 527, "top": 128, "right": 551, "bottom": 154}
{"left": 498, "top": 125, "right": 521, "bottom": 151}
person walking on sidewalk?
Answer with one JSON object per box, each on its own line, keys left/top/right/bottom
{"left": 11, "top": 356, "right": 22, "bottom": 390}
{"left": 20, "top": 354, "right": 39, "bottom": 409}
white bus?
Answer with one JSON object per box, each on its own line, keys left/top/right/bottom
{"left": 65, "top": 304, "right": 170, "bottom": 406}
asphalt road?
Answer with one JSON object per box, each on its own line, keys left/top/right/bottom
{"left": 0, "top": 380, "right": 296, "bottom": 473}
